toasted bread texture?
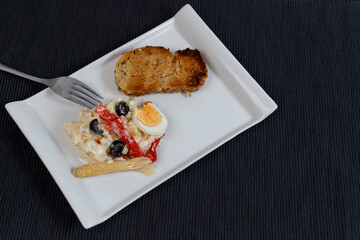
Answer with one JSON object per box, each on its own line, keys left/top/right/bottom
{"left": 115, "top": 46, "right": 208, "bottom": 96}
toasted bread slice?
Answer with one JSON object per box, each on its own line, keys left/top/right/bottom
{"left": 115, "top": 46, "right": 208, "bottom": 96}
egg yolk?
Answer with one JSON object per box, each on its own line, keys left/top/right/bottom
{"left": 137, "top": 104, "right": 161, "bottom": 127}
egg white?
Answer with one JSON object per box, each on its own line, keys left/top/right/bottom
{"left": 132, "top": 103, "right": 168, "bottom": 135}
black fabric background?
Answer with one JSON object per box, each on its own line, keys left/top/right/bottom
{"left": 1, "top": 0, "right": 359, "bottom": 239}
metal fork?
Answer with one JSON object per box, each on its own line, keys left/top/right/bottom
{"left": 0, "top": 63, "right": 103, "bottom": 109}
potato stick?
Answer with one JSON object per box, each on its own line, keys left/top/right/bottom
{"left": 136, "top": 163, "right": 155, "bottom": 175}
{"left": 73, "top": 157, "right": 152, "bottom": 178}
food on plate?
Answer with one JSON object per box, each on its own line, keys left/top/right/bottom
{"left": 73, "top": 157, "right": 152, "bottom": 178}
{"left": 64, "top": 98, "right": 167, "bottom": 178}
{"left": 115, "top": 46, "right": 208, "bottom": 96}
{"left": 132, "top": 102, "right": 167, "bottom": 135}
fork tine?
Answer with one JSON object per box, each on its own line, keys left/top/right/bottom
{"left": 75, "top": 82, "right": 103, "bottom": 99}
{"left": 69, "top": 90, "right": 99, "bottom": 107}
{"left": 68, "top": 91, "right": 98, "bottom": 109}
{"left": 72, "top": 84, "right": 103, "bottom": 103}
{"left": 71, "top": 88, "right": 100, "bottom": 105}
{"left": 67, "top": 95, "right": 95, "bottom": 109}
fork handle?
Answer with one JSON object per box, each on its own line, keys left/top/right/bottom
{"left": 0, "top": 63, "right": 50, "bottom": 86}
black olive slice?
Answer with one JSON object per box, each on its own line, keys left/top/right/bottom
{"left": 89, "top": 119, "right": 104, "bottom": 135}
{"left": 109, "top": 140, "right": 125, "bottom": 158}
{"left": 116, "top": 101, "right": 130, "bottom": 116}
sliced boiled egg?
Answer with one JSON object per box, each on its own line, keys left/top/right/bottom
{"left": 133, "top": 102, "right": 167, "bottom": 135}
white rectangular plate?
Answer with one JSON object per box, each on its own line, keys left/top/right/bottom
{"left": 5, "top": 4, "right": 277, "bottom": 229}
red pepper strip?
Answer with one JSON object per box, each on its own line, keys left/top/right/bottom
{"left": 146, "top": 134, "right": 164, "bottom": 162}
{"left": 105, "top": 118, "right": 145, "bottom": 158}
{"left": 95, "top": 104, "right": 120, "bottom": 122}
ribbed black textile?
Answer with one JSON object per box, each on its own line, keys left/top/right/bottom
{"left": 1, "top": 0, "right": 359, "bottom": 239}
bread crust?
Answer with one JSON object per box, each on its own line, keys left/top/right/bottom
{"left": 115, "top": 46, "right": 208, "bottom": 96}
